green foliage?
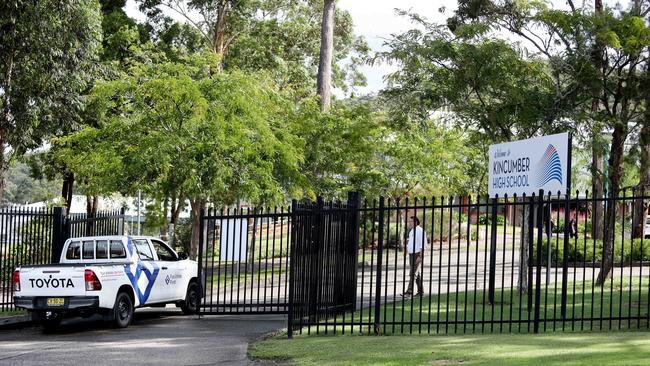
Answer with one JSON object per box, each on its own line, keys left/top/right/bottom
{"left": 138, "top": 0, "right": 369, "bottom": 98}
{"left": 478, "top": 214, "right": 505, "bottom": 226}
{"left": 3, "top": 159, "right": 59, "bottom": 205}
{"left": 1, "top": 220, "right": 52, "bottom": 282}
{"left": 0, "top": 0, "right": 101, "bottom": 172}
{"left": 52, "top": 53, "right": 307, "bottom": 207}
{"left": 379, "top": 18, "right": 558, "bottom": 143}
{"left": 537, "top": 238, "right": 650, "bottom": 264}
{"left": 172, "top": 219, "right": 192, "bottom": 253}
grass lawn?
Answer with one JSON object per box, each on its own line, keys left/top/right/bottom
{"left": 249, "top": 331, "right": 650, "bottom": 365}
{"left": 0, "top": 310, "right": 26, "bottom": 317}
{"left": 293, "top": 278, "right": 650, "bottom": 336}
{"left": 208, "top": 266, "right": 288, "bottom": 286}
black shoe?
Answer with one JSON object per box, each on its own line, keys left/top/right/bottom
{"left": 415, "top": 292, "right": 424, "bottom": 297}
{"left": 401, "top": 292, "right": 412, "bottom": 298}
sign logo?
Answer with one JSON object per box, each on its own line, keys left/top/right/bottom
{"left": 536, "top": 144, "right": 563, "bottom": 187}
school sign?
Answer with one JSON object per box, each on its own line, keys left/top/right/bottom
{"left": 488, "top": 132, "right": 571, "bottom": 198}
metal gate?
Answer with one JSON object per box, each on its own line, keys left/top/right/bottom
{"left": 196, "top": 193, "right": 360, "bottom": 318}
{"left": 288, "top": 193, "right": 360, "bottom": 336}
{"left": 197, "top": 206, "right": 293, "bottom": 314}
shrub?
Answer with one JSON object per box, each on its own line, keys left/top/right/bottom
{"left": 478, "top": 214, "right": 505, "bottom": 226}
{"left": 534, "top": 238, "right": 650, "bottom": 264}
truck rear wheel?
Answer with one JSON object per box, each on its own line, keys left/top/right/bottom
{"left": 36, "top": 311, "right": 63, "bottom": 331}
{"left": 113, "top": 292, "right": 134, "bottom": 328}
{"left": 180, "top": 282, "right": 198, "bottom": 315}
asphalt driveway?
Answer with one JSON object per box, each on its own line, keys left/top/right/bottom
{"left": 0, "top": 309, "right": 286, "bottom": 366}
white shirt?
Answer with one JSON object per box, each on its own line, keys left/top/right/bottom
{"left": 406, "top": 226, "right": 427, "bottom": 254}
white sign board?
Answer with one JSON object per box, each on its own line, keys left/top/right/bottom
{"left": 488, "top": 132, "right": 570, "bottom": 197}
{"left": 219, "top": 219, "right": 248, "bottom": 261}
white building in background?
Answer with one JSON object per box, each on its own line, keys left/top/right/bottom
{"left": 26, "top": 194, "right": 191, "bottom": 235}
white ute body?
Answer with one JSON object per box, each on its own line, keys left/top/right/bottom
{"left": 13, "top": 236, "right": 199, "bottom": 327}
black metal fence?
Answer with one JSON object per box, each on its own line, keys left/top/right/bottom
{"left": 0, "top": 207, "right": 54, "bottom": 312}
{"left": 67, "top": 209, "right": 125, "bottom": 239}
{"left": 286, "top": 190, "right": 650, "bottom": 335}
{"left": 0, "top": 207, "right": 125, "bottom": 311}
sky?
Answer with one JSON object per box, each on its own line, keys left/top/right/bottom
{"left": 336, "top": 1, "right": 452, "bottom": 95}
{"left": 124, "top": 0, "right": 453, "bottom": 95}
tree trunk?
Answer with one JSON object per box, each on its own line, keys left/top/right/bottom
{"left": 632, "top": 12, "right": 649, "bottom": 239}
{"left": 590, "top": 0, "right": 605, "bottom": 241}
{"left": 316, "top": 0, "right": 335, "bottom": 112}
{"left": 0, "top": 142, "right": 5, "bottom": 206}
{"left": 189, "top": 198, "right": 206, "bottom": 260}
{"left": 517, "top": 197, "right": 529, "bottom": 293}
{"left": 592, "top": 133, "right": 605, "bottom": 240}
{"left": 596, "top": 123, "right": 627, "bottom": 285}
{"left": 161, "top": 196, "right": 169, "bottom": 240}
{"left": 61, "top": 172, "right": 75, "bottom": 212}
{"left": 170, "top": 191, "right": 185, "bottom": 249}
{"left": 212, "top": 0, "right": 231, "bottom": 71}
{"left": 633, "top": 107, "right": 650, "bottom": 239}
{"left": 85, "top": 195, "right": 99, "bottom": 236}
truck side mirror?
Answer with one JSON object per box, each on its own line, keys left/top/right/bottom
{"left": 178, "top": 252, "right": 188, "bottom": 260}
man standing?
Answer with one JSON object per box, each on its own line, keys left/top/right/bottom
{"left": 569, "top": 215, "right": 578, "bottom": 239}
{"left": 402, "top": 216, "right": 427, "bottom": 298}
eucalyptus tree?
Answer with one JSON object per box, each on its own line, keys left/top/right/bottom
{"left": 317, "top": 0, "right": 336, "bottom": 111}
{"left": 137, "top": 0, "right": 368, "bottom": 97}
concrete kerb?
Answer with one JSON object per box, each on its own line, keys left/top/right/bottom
{"left": 247, "top": 327, "right": 291, "bottom": 365}
{"left": 0, "top": 314, "right": 32, "bottom": 328}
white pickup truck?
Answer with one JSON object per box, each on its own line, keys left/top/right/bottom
{"left": 12, "top": 235, "right": 200, "bottom": 329}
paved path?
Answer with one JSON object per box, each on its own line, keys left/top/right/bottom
{"left": 0, "top": 308, "right": 286, "bottom": 366}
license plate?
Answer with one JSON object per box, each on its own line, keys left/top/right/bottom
{"left": 46, "top": 298, "right": 65, "bottom": 307}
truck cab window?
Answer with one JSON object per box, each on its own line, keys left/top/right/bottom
{"left": 151, "top": 240, "right": 177, "bottom": 261}
{"left": 133, "top": 239, "right": 154, "bottom": 260}
{"left": 110, "top": 240, "right": 127, "bottom": 259}
{"left": 83, "top": 241, "right": 95, "bottom": 259}
{"left": 96, "top": 240, "right": 108, "bottom": 259}
{"left": 66, "top": 241, "right": 81, "bottom": 260}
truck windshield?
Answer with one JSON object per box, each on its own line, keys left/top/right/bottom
{"left": 133, "top": 239, "right": 154, "bottom": 260}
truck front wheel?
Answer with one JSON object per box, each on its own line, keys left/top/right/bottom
{"left": 180, "top": 282, "right": 199, "bottom": 315}
{"left": 113, "top": 292, "right": 134, "bottom": 328}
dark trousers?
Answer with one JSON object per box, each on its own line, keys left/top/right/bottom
{"left": 407, "top": 252, "right": 423, "bottom": 294}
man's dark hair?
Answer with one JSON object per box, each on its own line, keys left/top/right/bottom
{"left": 410, "top": 216, "right": 420, "bottom": 226}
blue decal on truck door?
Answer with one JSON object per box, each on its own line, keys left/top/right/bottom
{"left": 124, "top": 237, "right": 159, "bottom": 304}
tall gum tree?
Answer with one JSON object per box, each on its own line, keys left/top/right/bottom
{"left": 317, "top": 0, "right": 336, "bottom": 111}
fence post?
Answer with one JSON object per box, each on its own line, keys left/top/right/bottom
{"left": 527, "top": 197, "right": 535, "bottom": 313}
{"left": 196, "top": 208, "right": 205, "bottom": 319}
{"left": 308, "top": 197, "right": 324, "bottom": 322}
{"left": 488, "top": 196, "right": 498, "bottom": 304}
{"left": 534, "top": 189, "right": 544, "bottom": 334}
{"left": 119, "top": 207, "right": 126, "bottom": 235}
{"left": 288, "top": 199, "right": 298, "bottom": 339}
{"left": 373, "top": 196, "right": 385, "bottom": 335}
{"left": 347, "top": 192, "right": 361, "bottom": 311}
{"left": 51, "top": 207, "right": 68, "bottom": 264}
{"left": 561, "top": 192, "right": 570, "bottom": 320}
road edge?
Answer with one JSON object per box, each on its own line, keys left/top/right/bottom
{"left": 0, "top": 315, "right": 32, "bottom": 329}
